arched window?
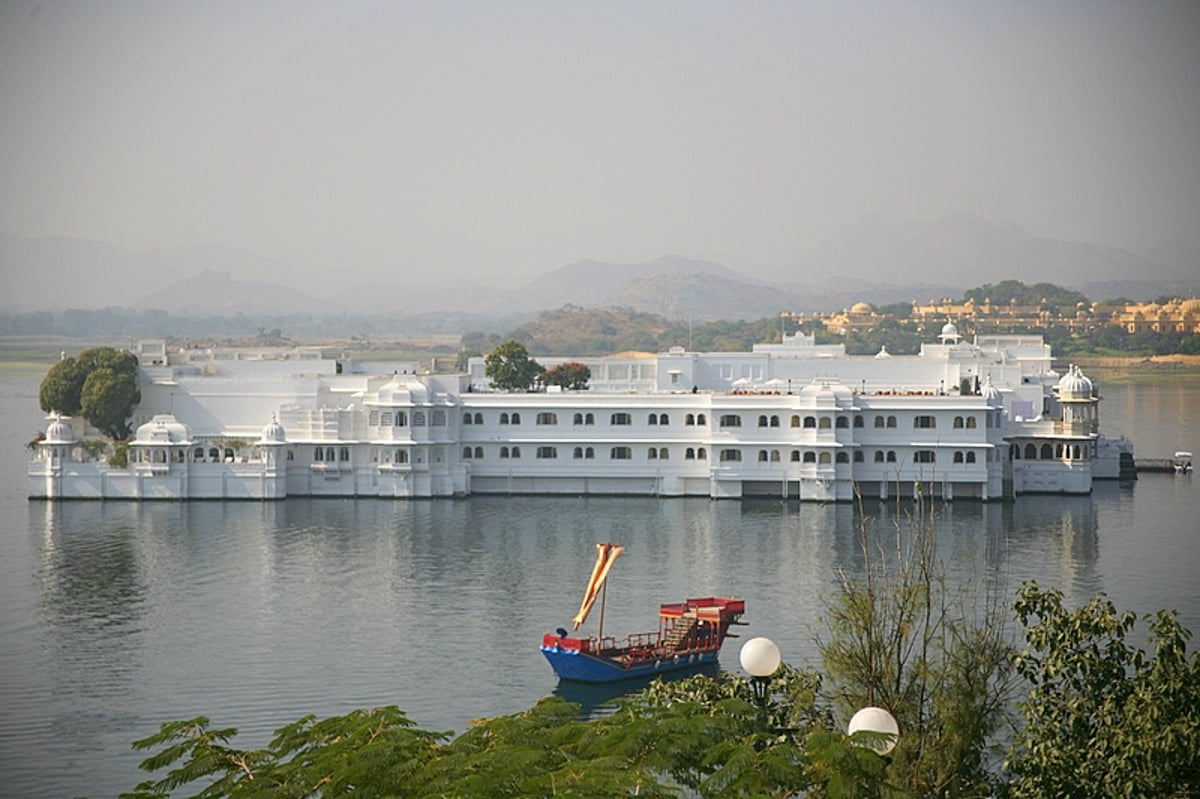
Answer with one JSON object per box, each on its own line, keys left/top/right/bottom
{"left": 463, "top": 413, "right": 474, "bottom": 425}
{"left": 874, "top": 416, "right": 885, "bottom": 428}
{"left": 965, "top": 416, "right": 977, "bottom": 429}
{"left": 685, "top": 413, "right": 696, "bottom": 426}
{"left": 500, "top": 413, "right": 510, "bottom": 424}
{"left": 887, "top": 416, "right": 897, "bottom": 428}
{"left": 790, "top": 451, "right": 800, "bottom": 462}
{"left": 325, "top": 447, "right": 335, "bottom": 462}
{"left": 573, "top": 446, "right": 584, "bottom": 459}
{"left": 511, "top": 446, "right": 521, "bottom": 458}
{"left": 954, "top": 416, "right": 964, "bottom": 429}
{"left": 791, "top": 415, "right": 801, "bottom": 428}
{"left": 817, "top": 452, "right": 830, "bottom": 464}
{"left": 649, "top": 447, "right": 659, "bottom": 459}
{"left": 697, "top": 448, "right": 707, "bottom": 460}
{"left": 659, "top": 414, "right": 669, "bottom": 426}
{"left": 1073, "top": 445, "right": 1081, "bottom": 459}
{"left": 965, "top": 452, "right": 976, "bottom": 464}
{"left": 770, "top": 450, "right": 780, "bottom": 462}
{"left": 474, "top": 447, "right": 483, "bottom": 459}
{"left": 696, "top": 414, "right": 707, "bottom": 426}
{"left": 804, "top": 416, "right": 817, "bottom": 429}
{"left": 874, "top": 451, "right": 885, "bottom": 463}
{"left": 395, "top": 412, "right": 407, "bottom": 427}
{"left": 649, "top": 414, "right": 659, "bottom": 425}
{"left": 584, "top": 447, "right": 594, "bottom": 459}
{"left": 474, "top": 413, "right": 483, "bottom": 425}
{"left": 659, "top": 448, "right": 669, "bottom": 460}
{"left": 1025, "top": 443, "right": 1037, "bottom": 459}
{"left": 395, "top": 450, "right": 408, "bottom": 464}
{"left": 836, "top": 416, "right": 849, "bottom": 429}
{"left": 854, "top": 415, "right": 865, "bottom": 428}
{"left": 510, "top": 413, "right": 521, "bottom": 425}
{"left": 585, "top": 413, "right": 595, "bottom": 425}
{"left": 573, "top": 412, "right": 584, "bottom": 425}
{"left": 500, "top": 446, "right": 510, "bottom": 459}
{"left": 685, "top": 447, "right": 696, "bottom": 460}
{"left": 193, "top": 447, "right": 204, "bottom": 461}
{"left": 803, "top": 452, "right": 816, "bottom": 464}
{"left": 340, "top": 447, "right": 350, "bottom": 461}
{"left": 954, "top": 451, "right": 965, "bottom": 463}
{"left": 1055, "top": 443, "right": 1064, "bottom": 458}
{"left": 819, "top": 417, "right": 832, "bottom": 429}
{"left": 886, "top": 451, "right": 897, "bottom": 463}
{"left": 314, "top": 447, "right": 324, "bottom": 461}
{"left": 463, "top": 447, "right": 473, "bottom": 459}
{"left": 1041, "top": 443, "right": 1053, "bottom": 460}
{"left": 720, "top": 449, "right": 742, "bottom": 462}
{"left": 758, "top": 450, "right": 769, "bottom": 462}
{"left": 536, "top": 412, "right": 557, "bottom": 425}
{"left": 758, "top": 415, "right": 769, "bottom": 428}
{"left": 853, "top": 451, "right": 864, "bottom": 462}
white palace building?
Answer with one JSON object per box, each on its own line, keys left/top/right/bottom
{"left": 28, "top": 326, "right": 1134, "bottom": 502}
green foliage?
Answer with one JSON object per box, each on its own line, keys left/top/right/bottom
{"left": 541, "top": 361, "right": 592, "bottom": 390}
{"left": 962, "top": 280, "right": 1087, "bottom": 309}
{"left": 484, "top": 341, "right": 544, "bottom": 391}
{"left": 39, "top": 347, "right": 141, "bottom": 439}
{"left": 818, "top": 507, "right": 1014, "bottom": 798}
{"left": 81, "top": 367, "right": 141, "bottom": 439}
{"left": 1006, "top": 582, "right": 1200, "bottom": 798}
{"left": 109, "top": 441, "right": 130, "bottom": 468}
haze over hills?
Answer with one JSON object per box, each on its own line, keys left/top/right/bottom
{"left": 2, "top": 215, "right": 1196, "bottom": 322}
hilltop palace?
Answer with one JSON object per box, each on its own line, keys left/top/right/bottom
{"left": 29, "top": 325, "right": 1135, "bottom": 502}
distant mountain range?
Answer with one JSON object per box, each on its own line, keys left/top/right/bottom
{"left": 2, "top": 216, "right": 1195, "bottom": 322}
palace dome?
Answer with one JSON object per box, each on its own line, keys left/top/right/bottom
{"left": 851, "top": 301, "right": 872, "bottom": 313}
{"left": 940, "top": 321, "right": 959, "bottom": 340}
{"left": 1057, "top": 365, "right": 1093, "bottom": 399}
{"left": 45, "top": 416, "right": 75, "bottom": 444}
{"left": 260, "top": 415, "right": 287, "bottom": 444}
{"left": 134, "top": 414, "right": 192, "bottom": 444}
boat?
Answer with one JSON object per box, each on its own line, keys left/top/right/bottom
{"left": 540, "top": 543, "right": 746, "bottom": 683}
{"left": 1176, "top": 452, "right": 1193, "bottom": 473}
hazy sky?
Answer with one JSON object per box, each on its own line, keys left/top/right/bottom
{"left": 1, "top": 1, "right": 1197, "bottom": 282}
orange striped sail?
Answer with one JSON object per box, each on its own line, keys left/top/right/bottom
{"left": 572, "top": 543, "right": 624, "bottom": 630}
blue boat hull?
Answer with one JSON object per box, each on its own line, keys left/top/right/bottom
{"left": 540, "top": 643, "right": 721, "bottom": 683}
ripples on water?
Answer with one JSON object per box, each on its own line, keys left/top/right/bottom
{"left": 1, "top": 375, "right": 1197, "bottom": 799}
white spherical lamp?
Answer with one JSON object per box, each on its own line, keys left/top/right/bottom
{"left": 739, "top": 637, "right": 781, "bottom": 678}
{"left": 847, "top": 706, "right": 899, "bottom": 755}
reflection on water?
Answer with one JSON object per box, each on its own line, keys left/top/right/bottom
{"left": 5, "top": 390, "right": 1200, "bottom": 799}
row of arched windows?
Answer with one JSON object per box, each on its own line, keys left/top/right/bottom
{"left": 1011, "top": 442, "right": 1087, "bottom": 461}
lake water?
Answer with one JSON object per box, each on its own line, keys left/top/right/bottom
{"left": 1, "top": 368, "right": 1197, "bottom": 798}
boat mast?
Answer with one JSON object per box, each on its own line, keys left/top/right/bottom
{"left": 598, "top": 579, "right": 607, "bottom": 639}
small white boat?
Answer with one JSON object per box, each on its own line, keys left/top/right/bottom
{"left": 1175, "top": 452, "right": 1193, "bottom": 474}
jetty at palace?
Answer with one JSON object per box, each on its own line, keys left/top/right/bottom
{"left": 29, "top": 325, "right": 1134, "bottom": 501}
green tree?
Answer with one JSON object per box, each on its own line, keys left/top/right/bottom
{"left": 81, "top": 367, "right": 141, "bottom": 439}
{"left": 484, "top": 341, "right": 543, "bottom": 391}
{"left": 1006, "top": 582, "right": 1200, "bottom": 798}
{"left": 541, "top": 361, "right": 591, "bottom": 390}
{"left": 39, "top": 347, "right": 141, "bottom": 438}
{"left": 818, "top": 505, "right": 1015, "bottom": 798}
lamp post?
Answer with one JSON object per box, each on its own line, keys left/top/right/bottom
{"left": 739, "top": 636, "right": 781, "bottom": 708}
{"left": 847, "top": 705, "right": 900, "bottom": 755}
